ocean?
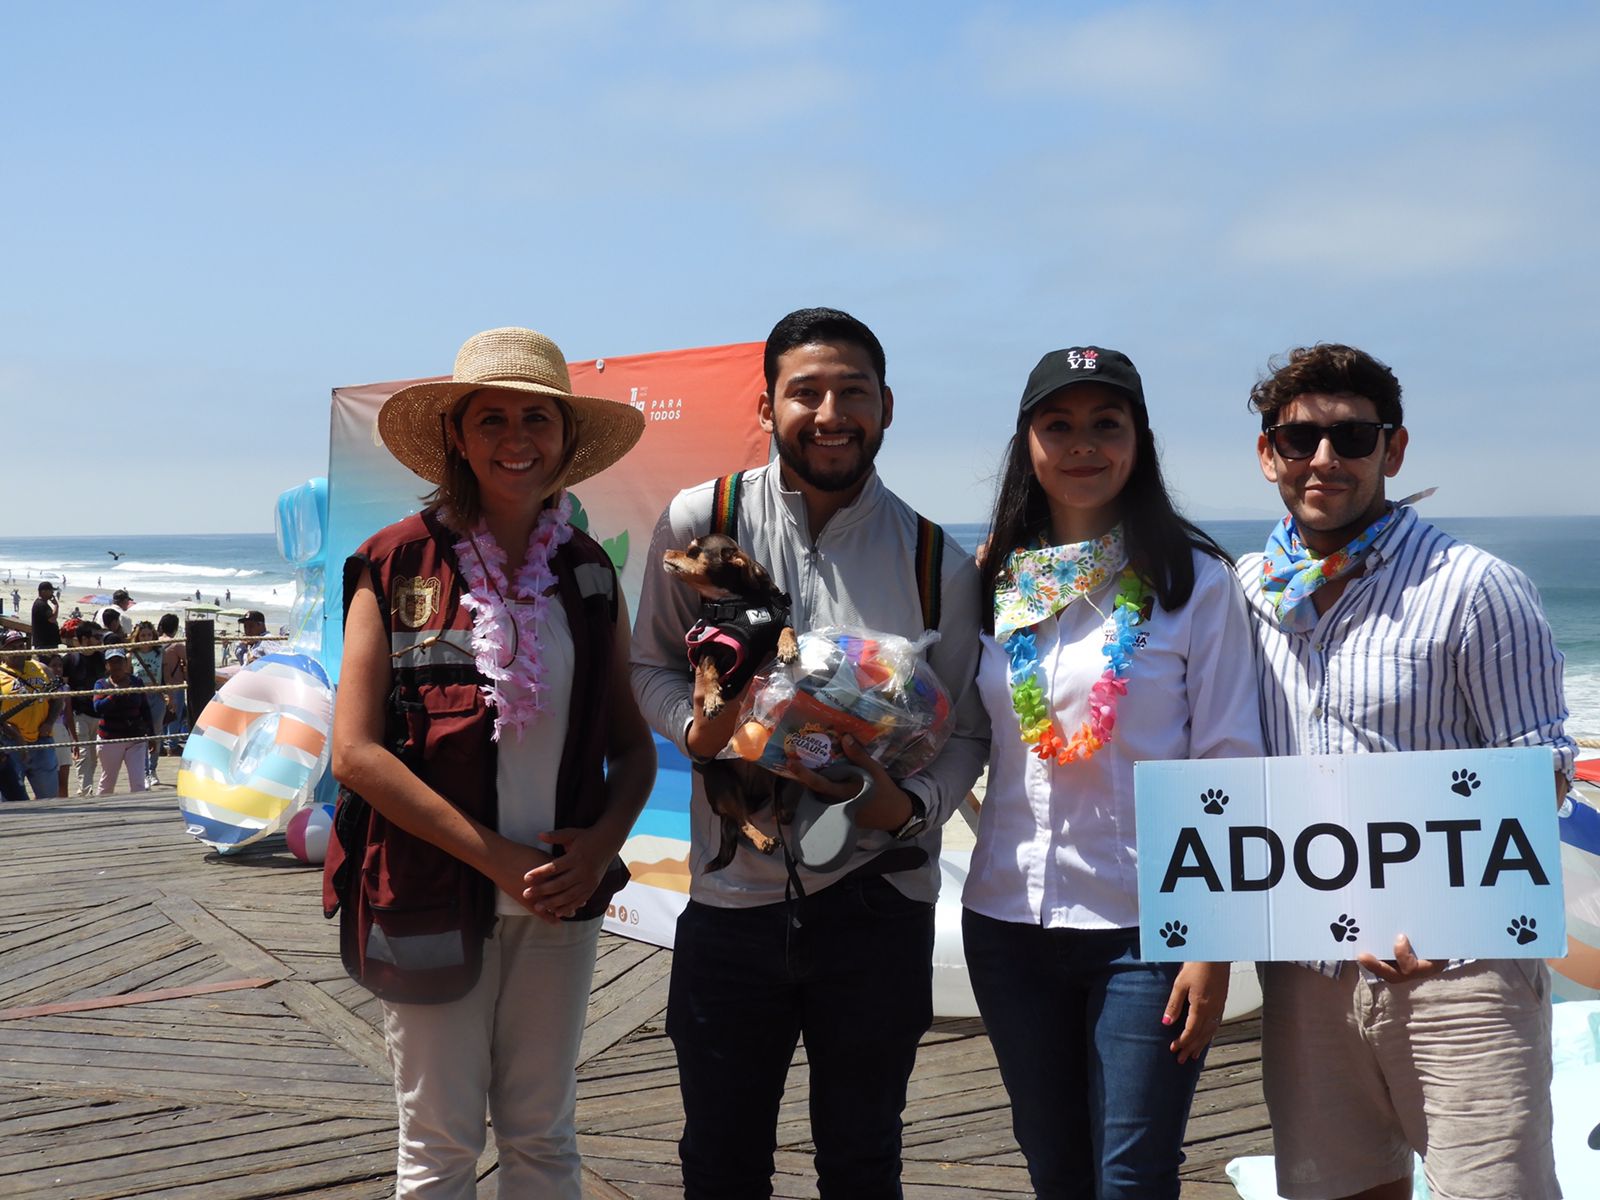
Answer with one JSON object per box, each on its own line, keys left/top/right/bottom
{"left": 3, "top": 516, "right": 1597, "bottom": 737}
{"left": 0, "top": 533, "right": 300, "bottom": 628}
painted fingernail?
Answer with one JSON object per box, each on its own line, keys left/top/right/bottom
{"left": 1161, "top": 1014, "right": 1175, "bottom": 1026}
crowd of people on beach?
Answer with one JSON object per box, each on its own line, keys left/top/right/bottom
{"left": 0, "top": 581, "right": 279, "bottom": 802}
{"left": 317, "top": 318, "right": 1576, "bottom": 1200}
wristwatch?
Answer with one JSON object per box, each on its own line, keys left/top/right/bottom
{"left": 892, "top": 793, "right": 928, "bottom": 841}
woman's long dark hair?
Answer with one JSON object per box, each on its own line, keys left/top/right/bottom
{"left": 979, "top": 404, "right": 1230, "bottom": 634}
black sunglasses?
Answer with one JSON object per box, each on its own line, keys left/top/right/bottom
{"left": 1266, "top": 420, "right": 1396, "bottom": 461}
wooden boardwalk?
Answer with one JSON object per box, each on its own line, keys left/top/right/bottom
{"left": 0, "top": 772, "right": 1269, "bottom": 1198}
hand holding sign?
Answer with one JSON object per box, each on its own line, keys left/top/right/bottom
{"left": 1135, "top": 748, "right": 1566, "bottom": 963}
{"left": 1356, "top": 933, "right": 1447, "bottom": 984}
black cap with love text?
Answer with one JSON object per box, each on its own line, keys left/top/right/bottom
{"left": 1019, "top": 347, "right": 1146, "bottom": 418}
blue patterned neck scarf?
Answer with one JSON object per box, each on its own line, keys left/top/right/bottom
{"left": 1261, "top": 506, "right": 1399, "bottom": 631}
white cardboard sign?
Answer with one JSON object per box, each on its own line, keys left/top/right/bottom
{"left": 1135, "top": 748, "right": 1565, "bottom": 962}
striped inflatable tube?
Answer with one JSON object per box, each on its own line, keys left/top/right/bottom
{"left": 177, "top": 653, "right": 334, "bottom": 852}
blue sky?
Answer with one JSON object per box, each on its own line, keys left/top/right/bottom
{"left": 4, "top": 1, "right": 1596, "bottom": 534}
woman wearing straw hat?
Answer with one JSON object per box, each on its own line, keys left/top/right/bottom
{"left": 330, "top": 327, "right": 655, "bottom": 1198}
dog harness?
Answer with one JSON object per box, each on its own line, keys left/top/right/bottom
{"left": 684, "top": 594, "right": 792, "bottom": 697}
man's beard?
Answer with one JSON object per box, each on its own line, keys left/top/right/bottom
{"left": 773, "top": 428, "right": 884, "bottom": 494}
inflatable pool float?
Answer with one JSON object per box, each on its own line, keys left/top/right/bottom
{"left": 1551, "top": 768, "right": 1600, "bottom": 1002}
{"left": 177, "top": 652, "right": 334, "bottom": 851}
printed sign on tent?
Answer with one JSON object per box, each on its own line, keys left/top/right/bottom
{"left": 1135, "top": 747, "right": 1566, "bottom": 963}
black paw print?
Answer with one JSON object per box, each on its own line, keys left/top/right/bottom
{"left": 1329, "top": 914, "right": 1360, "bottom": 943}
{"left": 1450, "top": 769, "right": 1481, "bottom": 798}
{"left": 1200, "top": 788, "right": 1229, "bottom": 815}
{"left": 1160, "top": 920, "right": 1188, "bottom": 949}
{"left": 1507, "top": 915, "right": 1538, "bottom": 945}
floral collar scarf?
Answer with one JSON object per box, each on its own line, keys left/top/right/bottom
{"left": 993, "top": 526, "right": 1127, "bottom": 640}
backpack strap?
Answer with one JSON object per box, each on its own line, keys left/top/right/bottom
{"left": 710, "top": 470, "right": 941, "bottom": 632}
{"left": 914, "top": 515, "right": 943, "bottom": 632}
{"left": 710, "top": 472, "right": 743, "bottom": 537}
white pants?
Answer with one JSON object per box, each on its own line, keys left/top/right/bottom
{"left": 95, "top": 738, "right": 146, "bottom": 795}
{"left": 73, "top": 712, "right": 98, "bottom": 796}
{"left": 382, "top": 914, "right": 602, "bottom": 1199}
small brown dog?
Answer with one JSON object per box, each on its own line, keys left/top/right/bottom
{"left": 664, "top": 534, "right": 799, "bottom": 718}
{"left": 664, "top": 533, "right": 800, "bottom": 870}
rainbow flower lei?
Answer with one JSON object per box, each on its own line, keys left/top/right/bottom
{"left": 453, "top": 492, "right": 574, "bottom": 742}
{"left": 1005, "top": 567, "right": 1151, "bottom": 765}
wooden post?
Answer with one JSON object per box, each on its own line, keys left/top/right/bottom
{"left": 186, "top": 619, "right": 215, "bottom": 719}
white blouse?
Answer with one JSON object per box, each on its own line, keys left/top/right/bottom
{"left": 963, "top": 550, "right": 1264, "bottom": 930}
{"left": 493, "top": 599, "right": 574, "bottom": 917}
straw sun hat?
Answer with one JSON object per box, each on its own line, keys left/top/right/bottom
{"left": 378, "top": 327, "right": 645, "bottom": 488}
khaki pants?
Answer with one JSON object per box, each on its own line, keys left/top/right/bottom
{"left": 72, "top": 712, "right": 98, "bottom": 797}
{"left": 1260, "top": 959, "right": 1558, "bottom": 1200}
{"left": 381, "top": 914, "right": 601, "bottom": 1199}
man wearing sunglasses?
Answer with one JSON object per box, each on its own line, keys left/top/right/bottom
{"left": 1238, "top": 343, "right": 1573, "bottom": 1200}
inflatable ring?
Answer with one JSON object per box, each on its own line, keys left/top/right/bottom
{"left": 177, "top": 653, "right": 334, "bottom": 852}
{"left": 1551, "top": 780, "right": 1600, "bottom": 1001}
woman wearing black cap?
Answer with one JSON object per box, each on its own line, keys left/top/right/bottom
{"left": 961, "top": 348, "right": 1264, "bottom": 1198}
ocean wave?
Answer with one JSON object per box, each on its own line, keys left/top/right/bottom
{"left": 1, "top": 559, "right": 83, "bottom": 579}
{"left": 111, "top": 561, "right": 264, "bottom": 579}
{"left": 1565, "top": 665, "right": 1600, "bottom": 741}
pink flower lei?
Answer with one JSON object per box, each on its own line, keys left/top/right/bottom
{"left": 452, "top": 493, "right": 574, "bottom": 742}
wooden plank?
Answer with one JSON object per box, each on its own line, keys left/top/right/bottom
{"left": 2, "top": 1073, "right": 394, "bottom": 1120}
{"left": 0, "top": 977, "right": 272, "bottom": 1021}
{"left": 274, "top": 978, "right": 396, "bottom": 1080}
{"left": 153, "top": 895, "right": 292, "bottom": 981}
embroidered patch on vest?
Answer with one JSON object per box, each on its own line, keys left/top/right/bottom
{"left": 392, "top": 576, "right": 442, "bottom": 630}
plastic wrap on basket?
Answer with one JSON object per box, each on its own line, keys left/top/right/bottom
{"left": 726, "top": 626, "right": 953, "bottom": 779}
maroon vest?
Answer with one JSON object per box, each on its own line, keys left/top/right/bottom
{"left": 323, "top": 507, "right": 627, "bottom": 1003}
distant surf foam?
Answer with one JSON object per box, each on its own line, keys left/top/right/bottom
{"left": 110, "top": 561, "right": 265, "bottom": 579}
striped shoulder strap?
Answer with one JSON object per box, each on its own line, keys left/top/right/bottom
{"left": 709, "top": 471, "right": 942, "bottom": 631}
{"left": 914, "top": 514, "right": 943, "bottom": 632}
{"left": 710, "top": 472, "right": 743, "bottom": 537}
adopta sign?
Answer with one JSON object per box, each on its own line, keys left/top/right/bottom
{"left": 1135, "top": 748, "right": 1565, "bottom": 963}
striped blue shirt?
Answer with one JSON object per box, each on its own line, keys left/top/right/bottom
{"left": 1239, "top": 506, "right": 1576, "bottom": 974}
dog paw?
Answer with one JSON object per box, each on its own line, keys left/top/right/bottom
{"left": 1450, "top": 769, "right": 1481, "bottom": 797}
{"left": 1329, "top": 913, "right": 1360, "bottom": 943}
{"left": 1200, "top": 788, "right": 1228, "bottom": 815}
{"left": 1507, "top": 915, "right": 1538, "bottom": 945}
{"left": 1160, "top": 920, "right": 1188, "bottom": 949}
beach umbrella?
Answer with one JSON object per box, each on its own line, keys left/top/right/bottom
{"left": 185, "top": 603, "right": 222, "bottom": 613}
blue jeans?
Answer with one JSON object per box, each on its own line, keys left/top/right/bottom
{"left": 962, "top": 911, "right": 1204, "bottom": 1200}
{"left": 14, "top": 739, "right": 58, "bottom": 803}
{"left": 667, "top": 876, "right": 935, "bottom": 1199}
{"left": 0, "top": 752, "right": 25, "bottom": 802}
{"left": 164, "top": 692, "right": 188, "bottom": 752}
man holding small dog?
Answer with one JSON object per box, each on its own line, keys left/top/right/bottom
{"left": 632, "top": 307, "right": 987, "bottom": 1198}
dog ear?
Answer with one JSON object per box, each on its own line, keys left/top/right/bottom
{"left": 730, "top": 551, "right": 774, "bottom": 593}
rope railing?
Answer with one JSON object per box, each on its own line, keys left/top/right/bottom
{"left": 7, "top": 732, "right": 188, "bottom": 753}
{"left": 0, "top": 618, "right": 275, "bottom": 765}
{"left": 0, "top": 633, "right": 279, "bottom": 662}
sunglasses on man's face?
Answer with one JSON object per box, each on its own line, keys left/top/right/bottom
{"left": 1265, "top": 420, "right": 1397, "bottom": 461}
